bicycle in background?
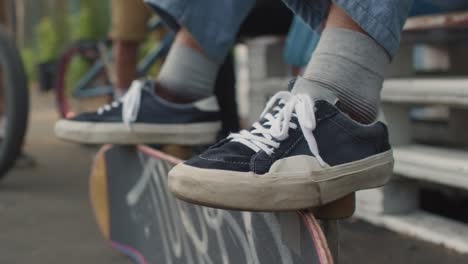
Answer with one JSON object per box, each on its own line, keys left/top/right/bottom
{"left": 54, "top": 18, "right": 174, "bottom": 118}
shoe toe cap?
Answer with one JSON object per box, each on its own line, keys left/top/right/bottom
{"left": 184, "top": 142, "right": 255, "bottom": 172}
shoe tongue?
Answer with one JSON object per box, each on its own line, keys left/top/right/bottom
{"left": 291, "top": 77, "right": 338, "bottom": 105}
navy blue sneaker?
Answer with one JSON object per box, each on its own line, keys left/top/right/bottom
{"left": 54, "top": 80, "right": 221, "bottom": 145}
{"left": 168, "top": 80, "right": 394, "bottom": 211}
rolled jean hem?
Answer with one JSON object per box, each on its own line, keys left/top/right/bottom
{"left": 144, "top": 0, "right": 230, "bottom": 63}
{"left": 334, "top": 0, "right": 400, "bottom": 58}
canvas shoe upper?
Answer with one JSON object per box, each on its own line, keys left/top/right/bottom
{"left": 168, "top": 81, "right": 393, "bottom": 211}
{"left": 54, "top": 80, "right": 221, "bottom": 145}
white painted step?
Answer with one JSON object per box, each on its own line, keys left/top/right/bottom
{"left": 403, "top": 11, "right": 468, "bottom": 31}
{"left": 393, "top": 144, "right": 468, "bottom": 190}
{"left": 382, "top": 78, "right": 468, "bottom": 107}
{"left": 355, "top": 209, "right": 468, "bottom": 254}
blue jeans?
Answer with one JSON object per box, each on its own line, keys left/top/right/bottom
{"left": 144, "top": 0, "right": 413, "bottom": 61}
{"left": 284, "top": 0, "right": 468, "bottom": 67}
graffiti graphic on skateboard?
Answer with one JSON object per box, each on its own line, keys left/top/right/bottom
{"left": 90, "top": 145, "right": 339, "bottom": 264}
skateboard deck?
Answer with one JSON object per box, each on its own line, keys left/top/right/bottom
{"left": 90, "top": 145, "right": 334, "bottom": 264}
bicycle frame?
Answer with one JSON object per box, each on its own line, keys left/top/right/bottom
{"left": 72, "top": 21, "right": 175, "bottom": 98}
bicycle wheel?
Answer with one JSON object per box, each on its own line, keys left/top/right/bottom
{"left": 0, "top": 27, "right": 29, "bottom": 180}
{"left": 55, "top": 40, "right": 112, "bottom": 118}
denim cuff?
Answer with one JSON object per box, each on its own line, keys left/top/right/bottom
{"left": 334, "top": 0, "right": 413, "bottom": 59}
{"left": 144, "top": 0, "right": 254, "bottom": 63}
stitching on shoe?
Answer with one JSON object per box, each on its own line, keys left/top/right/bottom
{"left": 251, "top": 151, "right": 274, "bottom": 173}
{"left": 251, "top": 152, "right": 260, "bottom": 172}
{"left": 319, "top": 110, "right": 338, "bottom": 121}
{"left": 280, "top": 135, "right": 307, "bottom": 159}
{"left": 329, "top": 118, "right": 372, "bottom": 144}
{"left": 198, "top": 154, "right": 250, "bottom": 165}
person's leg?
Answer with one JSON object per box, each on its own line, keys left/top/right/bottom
{"left": 113, "top": 41, "right": 139, "bottom": 96}
{"left": 214, "top": 53, "right": 240, "bottom": 138}
{"left": 283, "top": 0, "right": 413, "bottom": 58}
{"left": 109, "top": 0, "right": 152, "bottom": 97}
{"left": 55, "top": 0, "right": 255, "bottom": 145}
{"left": 155, "top": 28, "right": 220, "bottom": 103}
{"left": 146, "top": 0, "right": 255, "bottom": 103}
{"left": 168, "top": 0, "right": 413, "bottom": 211}
{"left": 296, "top": 4, "right": 389, "bottom": 123}
{"left": 284, "top": 0, "right": 413, "bottom": 123}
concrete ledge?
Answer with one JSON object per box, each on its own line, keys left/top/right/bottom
{"left": 355, "top": 210, "right": 468, "bottom": 254}
{"left": 393, "top": 144, "right": 468, "bottom": 190}
{"left": 382, "top": 78, "right": 468, "bottom": 107}
{"left": 404, "top": 11, "right": 468, "bottom": 31}
{"left": 248, "top": 77, "right": 468, "bottom": 107}
{"left": 357, "top": 182, "right": 419, "bottom": 215}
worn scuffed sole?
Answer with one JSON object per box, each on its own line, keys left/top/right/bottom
{"left": 168, "top": 150, "right": 394, "bottom": 211}
{"left": 54, "top": 120, "right": 221, "bottom": 145}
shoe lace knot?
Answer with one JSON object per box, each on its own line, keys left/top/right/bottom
{"left": 229, "top": 91, "right": 325, "bottom": 166}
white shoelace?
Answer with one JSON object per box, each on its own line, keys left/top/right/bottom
{"left": 229, "top": 91, "right": 325, "bottom": 166}
{"left": 97, "top": 80, "right": 143, "bottom": 125}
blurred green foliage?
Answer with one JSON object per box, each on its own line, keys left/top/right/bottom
{"left": 139, "top": 31, "right": 164, "bottom": 77}
{"left": 36, "top": 17, "right": 60, "bottom": 62}
{"left": 20, "top": 48, "right": 36, "bottom": 80}
{"left": 64, "top": 0, "right": 110, "bottom": 93}
{"left": 22, "top": 0, "right": 110, "bottom": 81}
{"left": 70, "top": 0, "right": 110, "bottom": 41}
{"left": 64, "top": 56, "right": 89, "bottom": 96}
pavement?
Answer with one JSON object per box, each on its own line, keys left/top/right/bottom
{"left": 0, "top": 90, "right": 467, "bottom": 264}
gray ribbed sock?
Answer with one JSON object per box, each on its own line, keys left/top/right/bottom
{"left": 156, "top": 42, "right": 220, "bottom": 100}
{"left": 301, "top": 27, "right": 390, "bottom": 123}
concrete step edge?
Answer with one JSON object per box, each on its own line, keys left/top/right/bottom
{"left": 355, "top": 209, "right": 468, "bottom": 254}
{"left": 393, "top": 144, "right": 468, "bottom": 190}
{"left": 382, "top": 78, "right": 468, "bottom": 106}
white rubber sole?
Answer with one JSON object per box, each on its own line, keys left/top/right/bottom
{"left": 168, "top": 150, "right": 394, "bottom": 211}
{"left": 54, "top": 119, "right": 221, "bottom": 145}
